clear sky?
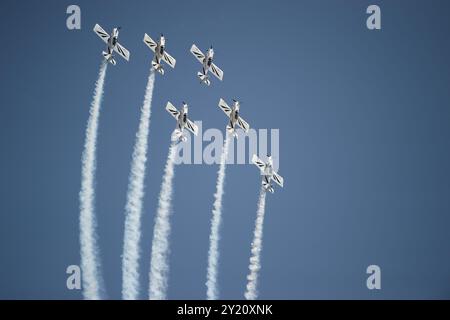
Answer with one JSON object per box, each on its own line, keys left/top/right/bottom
{"left": 1, "top": 0, "right": 450, "bottom": 299}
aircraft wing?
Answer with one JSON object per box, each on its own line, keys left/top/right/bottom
{"left": 218, "top": 98, "right": 232, "bottom": 117}
{"left": 93, "top": 24, "right": 109, "bottom": 44}
{"left": 237, "top": 116, "right": 250, "bottom": 132}
{"left": 162, "top": 51, "right": 176, "bottom": 68}
{"left": 114, "top": 43, "right": 130, "bottom": 61}
{"left": 143, "top": 33, "right": 157, "bottom": 52}
{"left": 252, "top": 154, "right": 266, "bottom": 172}
{"left": 190, "top": 44, "right": 205, "bottom": 64}
{"left": 185, "top": 119, "right": 199, "bottom": 136}
{"left": 210, "top": 63, "right": 224, "bottom": 81}
{"left": 272, "top": 171, "right": 284, "bottom": 187}
{"left": 166, "top": 102, "right": 180, "bottom": 119}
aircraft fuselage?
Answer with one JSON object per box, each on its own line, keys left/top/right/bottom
{"left": 202, "top": 49, "right": 214, "bottom": 75}
{"left": 154, "top": 35, "right": 166, "bottom": 64}
{"left": 228, "top": 102, "right": 240, "bottom": 130}
{"left": 177, "top": 105, "right": 188, "bottom": 132}
{"left": 107, "top": 28, "right": 120, "bottom": 53}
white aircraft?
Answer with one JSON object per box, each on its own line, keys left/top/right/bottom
{"left": 93, "top": 24, "right": 130, "bottom": 65}
{"left": 218, "top": 98, "right": 250, "bottom": 138}
{"left": 190, "top": 44, "right": 223, "bottom": 86}
{"left": 252, "top": 154, "right": 284, "bottom": 193}
{"left": 166, "top": 102, "right": 199, "bottom": 142}
{"left": 143, "top": 33, "right": 176, "bottom": 75}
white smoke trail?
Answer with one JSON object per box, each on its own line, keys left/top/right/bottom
{"left": 244, "top": 187, "right": 267, "bottom": 300}
{"left": 148, "top": 140, "right": 178, "bottom": 300}
{"left": 206, "top": 133, "right": 231, "bottom": 300}
{"left": 79, "top": 61, "right": 108, "bottom": 300}
{"left": 122, "top": 69, "right": 156, "bottom": 300}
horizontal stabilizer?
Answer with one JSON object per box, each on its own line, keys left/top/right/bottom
{"left": 262, "top": 179, "right": 274, "bottom": 193}
{"left": 152, "top": 61, "right": 164, "bottom": 75}
{"left": 197, "top": 72, "right": 210, "bottom": 86}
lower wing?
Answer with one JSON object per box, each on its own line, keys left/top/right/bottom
{"left": 252, "top": 154, "right": 266, "bottom": 172}
{"left": 237, "top": 116, "right": 250, "bottom": 132}
{"left": 114, "top": 43, "right": 130, "bottom": 61}
{"left": 93, "top": 24, "right": 109, "bottom": 44}
{"left": 143, "top": 33, "right": 157, "bottom": 52}
{"left": 190, "top": 44, "right": 205, "bottom": 64}
{"left": 272, "top": 171, "right": 284, "bottom": 187}
{"left": 185, "top": 119, "right": 199, "bottom": 136}
{"left": 166, "top": 102, "right": 180, "bottom": 119}
{"left": 162, "top": 51, "right": 176, "bottom": 68}
{"left": 218, "top": 98, "right": 232, "bottom": 117}
{"left": 210, "top": 63, "right": 224, "bottom": 81}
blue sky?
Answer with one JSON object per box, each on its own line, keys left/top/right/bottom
{"left": 1, "top": 0, "right": 450, "bottom": 299}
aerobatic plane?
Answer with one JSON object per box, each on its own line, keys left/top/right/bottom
{"left": 143, "top": 33, "right": 176, "bottom": 75}
{"left": 93, "top": 24, "right": 130, "bottom": 65}
{"left": 190, "top": 44, "right": 223, "bottom": 86}
{"left": 252, "top": 154, "right": 284, "bottom": 193}
{"left": 166, "top": 102, "right": 199, "bottom": 142}
{"left": 218, "top": 98, "right": 250, "bottom": 138}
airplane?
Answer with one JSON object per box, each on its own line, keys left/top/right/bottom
{"left": 93, "top": 24, "right": 130, "bottom": 65}
{"left": 166, "top": 101, "right": 199, "bottom": 142}
{"left": 190, "top": 44, "right": 223, "bottom": 86}
{"left": 252, "top": 154, "right": 284, "bottom": 193}
{"left": 143, "top": 33, "right": 176, "bottom": 75}
{"left": 218, "top": 98, "right": 250, "bottom": 138}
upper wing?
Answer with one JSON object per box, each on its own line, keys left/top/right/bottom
{"left": 114, "top": 43, "right": 130, "bottom": 61}
{"left": 237, "top": 116, "right": 250, "bottom": 132}
{"left": 252, "top": 154, "right": 266, "bottom": 172}
{"left": 190, "top": 44, "right": 205, "bottom": 64}
{"left": 93, "top": 24, "right": 109, "bottom": 44}
{"left": 272, "top": 171, "right": 284, "bottom": 188}
{"left": 210, "top": 63, "right": 224, "bottom": 81}
{"left": 166, "top": 102, "right": 180, "bottom": 119}
{"left": 185, "top": 119, "right": 199, "bottom": 136}
{"left": 218, "top": 98, "right": 232, "bottom": 117}
{"left": 143, "top": 33, "right": 157, "bottom": 52}
{"left": 162, "top": 51, "right": 176, "bottom": 68}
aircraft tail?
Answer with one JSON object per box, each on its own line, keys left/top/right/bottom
{"left": 226, "top": 125, "right": 238, "bottom": 138}
{"left": 262, "top": 179, "right": 274, "bottom": 193}
{"left": 171, "top": 129, "right": 186, "bottom": 142}
{"left": 197, "top": 72, "right": 210, "bottom": 86}
{"left": 102, "top": 51, "right": 116, "bottom": 66}
{"left": 152, "top": 60, "right": 165, "bottom": 75}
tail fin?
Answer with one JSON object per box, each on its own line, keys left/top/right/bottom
{"left": 226, "top": 125, "right": 238, "bottom": 138}
{"left": 171, "top": 129, "right": 186, "bottom": 142}
{"left": 152, "top": 60, "right": 165, "bottom": 75}
{"left": 197, "top": 72, "right": 210, "bottom": 86}
{"left": 102, "top": 51, "right": 116, "bottom": 65}
{"left": 262, "top": 179, "right": 274, "bottom": 193}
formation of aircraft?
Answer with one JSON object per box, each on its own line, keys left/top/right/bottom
{"left": 92, "top": 23, "right": 285, "bottom": 192}
{"left": 166, "top": 102, "right": 199, "bottom": 142}
{"left": 252, "top": 155, "right": 284, "bottom": 193}
{"left": 93, "top": 24, "right": 130, "bottom": 65}
{"left": 218, "top": 98, "right": 250, "bottom": 138}
{"left": 143, "top": 33, "right": 176, "bottom": 75}
{"left": 190, "top": 45, "right": 224, "bottom": 86}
